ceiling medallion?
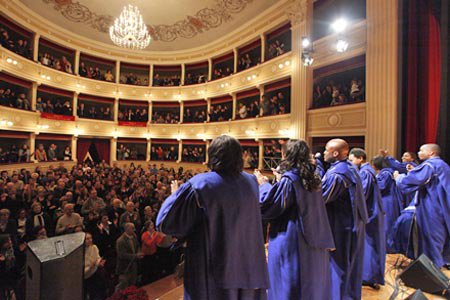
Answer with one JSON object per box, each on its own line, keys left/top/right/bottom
{"left": 109, "top": 5, "right": 151, "bottom": 50}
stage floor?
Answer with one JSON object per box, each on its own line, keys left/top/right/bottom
{"left": 142, "top": 254, "right": 450, "bottom": 300}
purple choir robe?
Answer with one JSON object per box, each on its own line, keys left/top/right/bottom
{"left": 386, "top": 156, "right": 418, "bottom": 174}
{"left": 322, "top": 160, "right": 368, "bottom": 300}
{"left": 377, "top": 168, "right": 403, "bottom": 245}
{"left": 316, "top": 159, "right": 326, "bottom": 178}
{"left": 156, "top": 171, "right": 269, "bottom": 300}
{"left": 396, "top": 157, "right": 450, "bottom": 267}
{"left": 259, "top": 169, "right": 335, "bottom": 300}
{"left": 358, "top": 163, "right": 386, "bottom": 285}
{"left": 387, "top": 203, "right": 417, "bottom": 259}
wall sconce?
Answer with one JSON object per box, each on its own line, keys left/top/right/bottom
{"left": 301, "top": 37, "right": 314, "bottom": 67}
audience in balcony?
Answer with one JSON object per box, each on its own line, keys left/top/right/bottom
{"left": 0, "top": 88, "right": 31, "bottom": 110}
{"left": 36, "top": 97, "right": 72, "bottom": 116}
{"left": 237, "top": 100, "right": 260, "bottom": 119}
{"left": 182, "top": 146, "right": 205, "bottom": 163}
{"left": 152, "top": 111, "right": 179, "bottom": 124}
{"left": 213, "top": 67, "right": 233, "bottom": 80}
{"left": 79, "top": 62, "right": 114, "bottom": 82}
{"left": 31, "top": 143, "right": 71, "bottom": 162}
{"left": 150, "top": 145, "right": 178, "bottom": 161}
{"left": 0, "top": 145, "right": 22, "bottom": 163}
{"left": 77, "top": 103, "right": 112, "bottom": 120}
{"left": 120, "top": 73, "right": 149, "bottom": 86}
{"left": 313, "top": 77, "right": 365, "bottom": 108}
{"left": 184, "top": 72, "right": 207, "bottom": 85}
{"left": 63, "top": 146, "right": 71, "bottom": 161}
{"left": 118, "top": 107, "right": 148, "bottom": 122}
{"left": 117, "top": 144, "right": 143, "bottom": 161}
{"left": 153, "top": 74, "right": 181, "bottom": 87}
{"left": 260, "top": 91, "right": 289, "bottom": 116}
{"left": 0, "top": 27, "right": 32, "bottom": 59}
{"left": 267, "top": 39, "right": 286, "bottom": 60}
{"left": 209, "top": 103, "right": 232, "bottom": 122}
{"left": 184, "top": 108, "right": 206, "bottom": 123}
{"left": 242, "top": 148, "right": 258, "bottom": 169}
{"left": 238, "top": 53, "right": 260, "bottom": 71}
{"left": 39, "top": 53, "right": 73, "bottom": 74}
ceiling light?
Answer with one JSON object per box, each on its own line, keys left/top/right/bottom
{"left": 336, "top": 39, "right": 349, "bottom": 52}
{"left": 331, "top": 18, "right": 348, "bottom": 33}
{"left": 109, "top": 5, "right": 151, "bottom": 50}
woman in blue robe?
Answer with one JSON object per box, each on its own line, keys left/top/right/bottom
{"left": 372, "top": 156, "right": 403, "bottom": 245}
{"left": 156, "top": 135, "right": 269, "bottom": 300}
{"left": 256, "top": 140, "right": 335, "bottom": 300}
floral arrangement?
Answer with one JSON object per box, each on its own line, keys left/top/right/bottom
{"left": 106, "top": 286, "right": 149, "bottom": 300}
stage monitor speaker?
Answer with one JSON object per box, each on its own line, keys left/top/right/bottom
{"left": 26, "top": 232, "right": 85, "bottom": 300}
{"left": 405, "top": 290, "right": 428, "bottom": 300}
{"left": 399, "top": 254, "right": 450, "bottom": 294}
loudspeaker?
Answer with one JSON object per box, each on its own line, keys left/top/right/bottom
{"left": 399, "top": 254, "right": 450, "bottom": 294}
{"left": 26, "top": 232, "right": 85, "bottom": 300}
{"left": 405, "top": 290, "right": 428, "bottom": 300}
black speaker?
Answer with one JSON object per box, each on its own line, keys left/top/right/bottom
{"left": 26, "top": 232, "right": 85, "bottom": 300}
{"left": 405, "top": 290, "right": 428, "bottom": 300}
{"left": 399, "top": 254, "right": 450, "bottom": 294}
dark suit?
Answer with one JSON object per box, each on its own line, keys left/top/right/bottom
{"left": 115, "top": 233, "right": 139, "bottom": 290}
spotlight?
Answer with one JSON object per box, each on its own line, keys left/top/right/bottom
{"left": 331, "top": 18, "right": 348, "bottom": 33}
{"left": 336, "top": 39, "right": 349, "bottom": 53}
{"left": 301, "top": 37, "right": 311, "bottom": 48}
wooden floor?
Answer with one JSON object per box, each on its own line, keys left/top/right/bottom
{"left": 142, "top": 254, "right": 450, "bottom": 300}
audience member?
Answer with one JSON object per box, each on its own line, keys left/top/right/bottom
{"left": 0, "top": 87, "right": 31, "bottom": 110}
{"left": 313, "top": 77, "right": 365, "bottom": 108}
{"left": 0, "top": 27, "right": 32, "bottom": 59}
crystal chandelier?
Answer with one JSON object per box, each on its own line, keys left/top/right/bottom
{"left": 109, "top": 5, "right": 151, "bottom": 50}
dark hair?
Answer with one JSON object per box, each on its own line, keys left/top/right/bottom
{"left": 349, "top": 148, "right": 367, "bottom": 161}
{"left": 371, "top": 155, "right": 390, "bottom": 170}
{"left": 207, "top": 135, "right": 243, "bottom": 176}
{"left": 404, "top": 151, "right": 418, "bottom": 162}
{"left": 278, "top": 140, "right": 321, "bottom": 192}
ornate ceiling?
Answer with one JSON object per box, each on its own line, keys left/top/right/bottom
{"left": 18, "top": 0, "right": 279, "bottom": 51}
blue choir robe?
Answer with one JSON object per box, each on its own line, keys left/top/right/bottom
{"left": 156, "top": 171, "right": 269, "bottom": 300}
{"left": 259, "top": 169, "right": 335, "bottom": 300}
{"left": 385, "top": 156, "right": 418, "bottom": 174}
{"left": 376, "top": 168, "right": 403, "bottom": 244}
{"left": 358, "top": 163, "right": 386, "bottom": 285}
{"left": 316, "top": 159, "right": 326, "bottom": 178}
{"left": 322, "top": 160, "right": 369, "bottom": 300}
{"left": 387, "top": 202, "right": 417, "bottom": 259}
{"left": 396, "top": 157, "right": 450, "bottom": 268}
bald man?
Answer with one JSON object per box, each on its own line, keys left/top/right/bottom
{"left": 395, "top": 144, "right": 450, "bottom": 268}
{"left": 322, "top": 139, "right": 368, "bottom": 299}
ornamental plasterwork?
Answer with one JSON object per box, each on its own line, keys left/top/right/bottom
{"left": 41, "top": 0, "right": 254, "bottom": 42}
{"left": 285, "top": 0, "right": 307, "bottom": 26}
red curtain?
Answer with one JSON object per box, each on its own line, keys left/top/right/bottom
{"left": 76, "top": 138, "right": 91, "bottom": 162}
{"left": 94, "top": 139, "right": 110, "bottom": 163}
{"left": 404, "top": 0, "right": 441, "bottom": 151}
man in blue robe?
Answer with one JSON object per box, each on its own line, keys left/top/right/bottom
{"left": 156, "top": 135, "right": 269, "bottom": 300}
{"left": 395, "top": 144, "right": 450, "bottom": 268}
{"left": 322, "top": 139, "right": 368, "bottom": 300}
{"left": 380, "top": 150, "right": 418, "bottom": 174}
{"left": 372, "top": 156, "right": 404, "bottom": 241}
{"left": 387, "top": 202, "right": 418, "bottom": 260}
{"left": 349, "top": 148, "right": 385, "bottom": 288}
{"left": 256, "top": 140, "right": 335, "bottom": 300}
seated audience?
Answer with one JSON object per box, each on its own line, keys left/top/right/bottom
{"left": 313, "top": 77, "right": 365, "bottom": 108}
{"left": 0, "top": 27, "right": 32, "bottom": 59}
{"left": 152, "top": 111, "right": 179, "bottom": 124}
{"left": 182, "top": 146, "right": 205, "bottom": 163}
{"left": 153, "top": 73, "right": 181, "bottom": 86}
{"left": 184, "top": 72, "right": 207, "bottom": 85}
{"left": 209, "top": 103, "right": 232, "bottom": 122}
{"left": 267, "top": 39, "right": 286, "bottom": 60}
{"left": 118, "top": 107, "right": 148, "bottom": 122}
{"left": 39, "top": 52, "right": 73, "bottom": 74}
{"left": 77, "top": 102, "right": 112, "bottom": 120}
{"left": 0, "top": 87, "right": 31, "bottom": 110}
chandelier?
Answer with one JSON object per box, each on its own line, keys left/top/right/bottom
{"left": 109, "top": 5, "right": 151, "bottom": 50}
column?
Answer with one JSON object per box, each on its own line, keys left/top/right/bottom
{"left": 113, "top": 98, "right": 119, "bottom": 122}
{"left": 31, "top": 82, "right": 38, "bottom": 111}
{"left": 258, "top": 86, "right": 264, "bottom": 117}
{"left": 73, "top": 93, "right": 78, "bottom": 117}
{"left": 110, "top": 138, "right": 117, "bottom": 161}
{"left": 231, "top": 93, "right": 237, "bottom": 120}
{"left": 365, "top": 0, "right": 399, "bottom": 158}
{"left": 258, "top": 140, "right": 264, "bottom": 170}
{"left": 71, "top": 136, "right": 77, "bottom": 161}
{"left": 177, "top": 140, "right": 182, "bottom": 163}
{"left": 146, "top": 139, "right": 151, "bottom": 161}
{"left": 33, "top": 34, "right": 40, "bottom": 62}
{"left": 233, "top": 48, "right": 238, "bottom": 73}
{"left": 74, "top": 50, "right": 80, "bottom": 75}
{"left": 115, "top": 61, "right": 120, "bottom": 84}
{"left": 148, "top": 101, "right": 152, "bottom": 123}
{"left": 260, "top": 34, "right": 266, "bottom": 63}
{"left": 149, "top": 64, "right": 154, "bottom": 86}
{"left": 206, "top": 98, "right": 211, "bottom": 122}
{"left": 289, "top": 0, "right": 313, "bottom": 140}
{"left": 30, "top": 133, "right": 36, "bottom": 162}
{"left": 181, "top": 63, "right": 186, "bottom": 86}
{"left": 205, "top": 140, "right": 210, "bottom": 163}
{"left": 208, "top": 58, "right": 213, "bottom": 81}
{"left": 180, "top": 102, "right": 184, "bottom": 123}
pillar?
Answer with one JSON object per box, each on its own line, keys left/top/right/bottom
{"left": 260, "top": 34, "right": 266, "bottom": 63}
{"left": 205, "top": 140, "right": 210, "bottom": 163}
{"left": 148, "top": 101, "right": 152, "bottom": 123}
{"left": 30, "top": 133, "right": 36, "bottom": 162}
{"left": 365, "top": 0, "right": 399, "bottom": 158}
{"left": 115, "top": 61, "right": 120, "bottom": 84}
{"left": 233, "top": 48, "right": 238, "bottom": 73}
{"left": 71, "top": 136, "right": 77, "bottom": 161}
{"left": 180, "top": 102, "right": 184, "bottom": 123}
{"left": 208, "top": 58, "right": 213, "bottom": 81}
{"left": 258, "top": 85, "right": 264, "bottom": 117}
{"left": 31, "top": 82, "right": 38, "bottom": 111}
{"left": 146, "top": 139, "right": 151, "bottom": 161}
{"left": 258, "top": 140, "right": 264, "bottom": 170}
{"left": 206, "top": 98, "right": 211, "bottom": 122}
{"left": 181, "top": 63, "right": 186, "bottom": 86}
{"left": 231, "top": 92, "right": 237, "bottom": 120}
{"left": 149, "top": 64, "right": 154, "bottom": 86}
{"left": 33, "top": 34, "right": 40, "bottom": 62}
{"left": 74, "top": 50, "right": 80, "bottom": 75}
{"left": 178, "top": 140, "right": 182, "bottom": 163}
{"left": 110, "top": 138, "right": 117, "bottom": 161}
{"left": 113, "top": 98, "right": 119, "bottom": 122}
{"left": 73, "top": 93, "right": 78, "bottom": 117}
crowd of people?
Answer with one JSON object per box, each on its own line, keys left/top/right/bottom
{"left": 36, "top": 96, "right": 72, "bottom": 116}
{"left": 267, "top": 39, "right": 287, "bottom": 60}
{"left": 79, "top": 62, "right": 114, "bottom": 82}
{"left": 150, "top": 146, "right": 178, "bottom": 161}
{"left": 34, "top": 143, "right": 72, "bottom": 162}
{"left": 118, "top": 107, "right": 148, "bottom": 122}
{"left": 119, "top": 73, "right": 149, "bottom": 86}
{"left": 236, "top": 91, "right": 289, "bottom": 119}
{"left": 151, "top": 110, "right": 179, "bottom": 124}
{"left": 116, "top": 144, "right": 144, "bottom": 161}
{"left": 181, "top": 146, "right": 205, "bottom": 163}
{"left": 208, "top": 103, "right": 232, "bottom": 122}
{"left": 0, "top": 27, "right": 32, "bottom": 59}
{"left": 242, "top": 147, "right": 258, "bottom": 169}
{"left": 152, "top": 74, "right": 181, "bottom": 87}
{"left": 212, "top": 66, "right": 233, "bottom": 79}
{"left": 184, "top": 72, "right": 207, "bottom": 85}
{"left": 313, "top": 76, "right": 365, "bottom": 108}
{"left": 183, "top": 108, "right": 206, "bottom": 123}
{"left": 238, "top": 53, "right": 260, "bottom": 70}
{"left": 0, "top": 161, "right": 196, "bottom": 299}
{"left": 39, "top": 53, "right": 73, "bottom": 74}
{"left": 77, "top": 103, "right": 113, "bottom": 120}
{"left": 0, "top": 87, "right": 31, "bottom": 110}
{"left": 0, "top": 143, "right": 71, "bottom": 164}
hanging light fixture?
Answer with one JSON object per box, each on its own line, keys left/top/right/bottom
{"left": 109, "top": 5, "right": 151, "bottom": 50}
